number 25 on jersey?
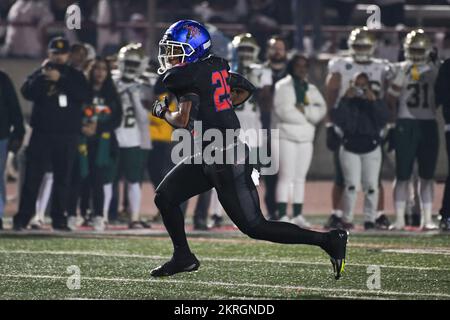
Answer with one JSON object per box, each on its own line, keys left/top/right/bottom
{"left": 212, "top": 70, "right": 232, "bottom": 112}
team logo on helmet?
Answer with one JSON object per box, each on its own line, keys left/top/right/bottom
{"left": 185, "top": 25, "right": 200, "bottom": 40}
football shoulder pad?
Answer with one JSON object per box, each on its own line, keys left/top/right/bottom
{"left": 229, "top": 72, "right": 256, "bottom": 107}
{"left": 162, "top": 64, "right": 198, "bottom": 96}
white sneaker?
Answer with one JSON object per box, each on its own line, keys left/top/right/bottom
{"left": 393, "top": 220, "right": 405, "bottom": 230}
{"left": 291, "top": 215, "right": 312, "bottom": 228}
{"left": 421, "top": 222, "right": 438, "bottom": 230}
{"left": 30, "top": 219, "right": 43, "bottom": 230}
{"left": 278, "top": 216, "right": 290, "bottom": 222}
{"left": 93, "top": 216, "right": 105, "bottom": 231}
{"left": 421, "top": 210, "right": 438, "bottom": 230}
{"left": 67, "top": 216, "right": 78, "bottom": 231}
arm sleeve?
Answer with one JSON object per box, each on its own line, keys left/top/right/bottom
{"left": 331, "top": 98, "right": 351, "bottom": 129}
{"left": 273, "top": 81, "right": 308, "bottom": 125}
{"left": 3, "top": 73, "right": 25, "bottom": 139}
{"left": 20, "top": 69, "right": 47, "bottom": 101}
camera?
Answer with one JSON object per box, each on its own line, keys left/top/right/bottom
{"left": 354, "top": 86, "right": 366, "bottom": 97}
{"left": 43, "top": 61, "right": 59, "bottom": 71}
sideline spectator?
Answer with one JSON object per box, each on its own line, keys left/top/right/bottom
{"left": 67, "top": 57, "right": 123, "bottom": 230}
{"left": 332, "top": 72, "right": 389, "bottom": 230}
{"left": 97, "top": 0, "right": 122, "bottom": 56}
{"left": 263, "top": 35, "right": 288, "bottom": 220}
{"left": 273, "top": 54, "right": 326, "bottom": 227}
{"left": 2, "top": 0, "right": 54, "bottom": 58}
{"left": 69, "top": 43, "right": 88, "bottom": 72}
{"left": 13, "top": 37, "right": 89, "bottom": 231}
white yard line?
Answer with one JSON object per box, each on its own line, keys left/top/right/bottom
{"left": 381, "top": 248, "right": 450, "bottom": 256}
{"left": 0, "top": 249, "right": 449, "bottom": 271}
{"left": 0, "top": 273, "right": 449, "bottom": 299}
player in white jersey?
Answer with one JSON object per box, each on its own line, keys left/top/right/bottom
{"left": 112, "top": 43, "right": 151, "bottom": 230}
{"left": 387, "top": 29, "right": 440, "bottom": 230}
{"left": 229, "top": 33, "right": 272, "bottom": 149}
{"left": 325, "top": 27, "right": 393, "bottom": 230}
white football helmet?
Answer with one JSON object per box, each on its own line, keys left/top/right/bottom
{"left": 231, "top": 33, "right": 260, "bottom": 68}
{"left": 348, "top": 27, "right": 376, "bottom": 63}
{"left": 404, "top": 29, "right": 431, "bottom": 65}
{"left": 117, "top": 43, "right": 147, "bottom": 80}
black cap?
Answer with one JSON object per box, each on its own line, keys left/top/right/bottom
{"left": 48, "top": 37, "right": 70, "bottom": 54}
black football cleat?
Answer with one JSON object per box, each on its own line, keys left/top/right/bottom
{"left": 323, "top": 229, "right": 348, "bottom": 280}
{"left": 151, "top": 253, "right": 200, "bottom": 277}
{"left": 210, "top": 213, "right": 224, "bottom": 228}
{"left": 375, "top": 214, "right": 391, "bottom": 230}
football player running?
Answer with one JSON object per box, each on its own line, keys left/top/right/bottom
{"left": 325, "top": 27, "right": 393, "bottom": 230}
{"left": 387, "top": 29, "right": 440, "bottom": 230}
{"left": 150, "top": 20, "right": 348, "bottom": 280}
{"left": 109, "top": 43, "right": 151, "bottom": 231}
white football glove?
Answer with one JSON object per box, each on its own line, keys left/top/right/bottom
{"left": 152, "top": 96, "right": 169, "bottom": 119}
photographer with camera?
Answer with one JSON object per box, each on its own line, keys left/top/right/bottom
{"left": 331, "top": 72, "right": 389, "bottom": 230}
{"left": 13, "top": 37, "right": 89, "bottom": 231}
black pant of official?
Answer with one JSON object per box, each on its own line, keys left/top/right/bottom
{"left": 14, "top": 132, "right": 79, "bottom": 229}
{"left": 440, "top": 131, "right": 450, "bottom": 219}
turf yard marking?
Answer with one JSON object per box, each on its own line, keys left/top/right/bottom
{"left": 1, "top": 273, "right": 449, "bottom": 299}
{"left": 381, "top": 248, "right": 450, "bottom": 255}
{"left": 0, "top": 249, "right": 449, "bottom": 272}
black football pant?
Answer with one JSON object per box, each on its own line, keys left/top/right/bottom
{"left": 154, "top": 149, "right": 328, "bottom": 254}
{"left": 14, "top": 132, "right": 78, "bottom": 228}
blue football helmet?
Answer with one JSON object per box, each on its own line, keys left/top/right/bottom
{"left": 157, "top": 20, "right": 212, "bottom": 74}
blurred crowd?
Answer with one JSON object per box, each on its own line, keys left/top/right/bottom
{"left": 1, "top": 0, "right": 450, "bottom": 59}
{"left": 1, "top": 1, "right": 450, "bottom": 233}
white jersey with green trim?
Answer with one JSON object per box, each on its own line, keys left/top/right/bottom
{"left": 233, "top": 63, "right": 272, "bottom": 148}
{"left": 392, "top": 61, "right": 439, "bottom": 120}
{"left": 328, "top": 56, "right": 393, "bottom": 107}
{"left": 114, "top": 76, "right": 150, "bottom": 148}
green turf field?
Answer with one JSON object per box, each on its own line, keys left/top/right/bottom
{"left": 0, "top": 233, "right": 449, "bottom": 300}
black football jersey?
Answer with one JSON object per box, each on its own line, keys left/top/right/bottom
{"left": 162, "top": 55, "right": 241, "bottom": 132}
